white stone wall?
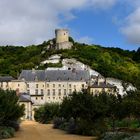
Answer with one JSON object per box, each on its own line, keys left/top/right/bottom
{"left": 45, "top": 81, "right": 87, "bottom": 103}
{"left": 10, "top": 81, "right": 27, "bottom": 93}
{"left": 0, "top": 82, "right": 10, "bottom": 90}
{"left": 20, "top": 102, "right": 32, "bottom": 120}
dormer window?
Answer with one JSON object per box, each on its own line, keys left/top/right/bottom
{"left": 35, "top": 76, "right": 38, "bottom": 81}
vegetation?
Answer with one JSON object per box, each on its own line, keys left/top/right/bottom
{"left": 34, "top": 103, "right": 60, "bottom": 124}
{"left": 0, "top": 89, "right": 24, "bottom": 139}
{"left": 0, "top": 126, "right": 15, "bottom": 139}
{"left": 0, "top": 40, "right": 139, "bottom": 88}
{"left": 35, "top": 89, "right": 140, "bottom": 138}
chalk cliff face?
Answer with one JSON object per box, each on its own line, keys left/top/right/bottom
{"left": 40, "top": 54, "right": 136, "bottom": 95}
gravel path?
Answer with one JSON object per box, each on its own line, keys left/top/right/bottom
{"left": 9, "top": 121, "right": 96, "bottom": 140}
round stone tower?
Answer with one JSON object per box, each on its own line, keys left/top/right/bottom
{"left": 55, "top": 29, "right": 69, "bottom": 44}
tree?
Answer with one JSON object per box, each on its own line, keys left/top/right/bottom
{"left": 0, "top": 89, "right": 24, "bottom": 128}
{"left": 34, "top": 103, "right": 60, "bottom": 124}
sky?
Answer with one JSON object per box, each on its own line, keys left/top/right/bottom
{"left": 0, "top": 0, "right": 140, "bottom": 50}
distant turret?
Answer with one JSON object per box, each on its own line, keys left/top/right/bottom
{"left": 55, "top": 29, "right": 73, "bottom": 50}
{"left": 55, "top": 29, "right": 69, "bottom": 43}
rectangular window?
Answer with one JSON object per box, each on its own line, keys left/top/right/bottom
{"left": 64, "top": 89, "right": 67, "bottom": 95}
{"left": 18, "top": 84, "right": 20, "bottom": 87}
{"left": 27, "top": 90, "right": 30, "bottom": 94}
{"left": 35, "top": 89, "right": 38, "bottom": 95}
{"left": 53, "top": 89, "right": 55, "bottom": 96}
{"left": 69, "top": 84, "right": 71, "bottom": 88}
{"left": 47, "top": 89, "right": 50, "bottom": 96}
{"left": 41, "top": 89, "right": 43, "bottom": 95}
{"left": 82, "top": 84, "right": 84, "bottom": 88}
{"left": 36, "top": 84, "right": 38, "bottom": 88}
{"left": 74, "top": 85, "right": 76, "bottom": 89}
{"left": 53, "top": 84, "right": 55, "bottom": 88}
{"left": 6, "top": 83, "right": 8, "bottom": 87}
{"left": 27, "top": 84, "right": 29, "bottom": 88}
{"left": 69, "top": 89, "right": 72, "bottom": 94}
{"left": 47, "top": 84, "right": 49, "bottom": 88}
{"left": 58, "top": 89, "right": 61, "bottom": 96}
{"left": 41, "top": 97, "right": 43, "bottom": 100}
{"left": 58, "top": 84, "right": 61, "bottom": 87}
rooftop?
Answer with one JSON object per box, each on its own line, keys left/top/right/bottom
{"left": 0, "top": 76, "right": 15, "bottom": 82}
{"left": 19, "top": 93, "right": 31, "bottom": 102}
{"left": 19, "top": 69, "right": 90, "bottom": 82}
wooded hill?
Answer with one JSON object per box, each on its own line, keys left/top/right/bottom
{"left": 0, "top": 39, "right": 139, "bottom": 89}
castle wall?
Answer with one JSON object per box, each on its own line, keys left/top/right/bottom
{"left": 57, "top": 41, "right": 73, "bottom": 50}
{"left": 55, "top": 29, "right": 69, "bottom": 43}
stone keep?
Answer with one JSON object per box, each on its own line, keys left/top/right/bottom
{"left": 55, "top": 29, "right": 73, "bottom": 49}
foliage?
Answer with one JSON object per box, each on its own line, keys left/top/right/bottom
{"left": 0, "top": 126, "right": 15, "bottom": 139}
{"left": 56, "top": 91, "right": 110, "bottom": 136}
{"left": 52, "top": 90, "right": 140, "bottom": 136}
{"left": 0, "top": 41, "right": 139, "bottom": 89}
{"left": 0, "top": 89, "right": 24, "bottom": 130}
{"left": 34, "top": 103, "right": 60, "bottom": 124}
{"left": 100, "top": 132, "right": 131, "bottom": 140}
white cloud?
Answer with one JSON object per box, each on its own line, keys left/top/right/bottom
{"left": 121, "top": 8, "right": 140, "bottom": 44}
{"left": 90, "top": 0, "right": 117, "bottom": 9}
{"left": 78, "top": 36, "right": 93, "bottom": 44}
{"left": 0, "top": 0, "right": 117, "bottom": 46}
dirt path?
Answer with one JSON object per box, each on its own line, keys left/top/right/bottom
{"left": 9, "top": 121, "right": 96, "bottom": 140}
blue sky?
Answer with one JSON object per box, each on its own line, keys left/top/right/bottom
{"left": 0, "top": 0, "right": 140, "bottom": 50}
{"left": 63, "top": 2, "right": 139, "bottom": 50}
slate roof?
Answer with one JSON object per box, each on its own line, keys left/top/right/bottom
{"left": 19, "top": 69, "right": 90, "bottom": 82}
{"left": 0, "top": 76, "right": 15, "bottom": 82}
{"left": 90, "top": 82, "right": 115, "bottom": 88}
{"left": 19, "top": 93, "right": 31, "bottom": 102}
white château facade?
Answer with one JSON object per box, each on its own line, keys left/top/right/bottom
{"left": 0, "top": 69, "right": 90, "bottom": 120}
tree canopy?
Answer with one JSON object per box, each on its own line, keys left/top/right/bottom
{"left": 0, "top": 41, "right": 139, "bottom": 88}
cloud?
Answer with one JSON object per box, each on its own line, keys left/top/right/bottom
{"left": 78, "top": 36, "right": 93, "bottom": 44}
{"left": 121, "top": 8, "right": 140, "bottom": 44}
{"left": 0, "top": 0, "right": 117, "bottom": 46}
{"left": 89, "top": 0, "right": 117, "bottom": 9}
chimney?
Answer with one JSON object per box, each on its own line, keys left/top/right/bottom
{"left": 97, "top": 75, "right": 100, "bottom": 86}
{"left": 32, "top": 68, "right": 35, "bottom": 73}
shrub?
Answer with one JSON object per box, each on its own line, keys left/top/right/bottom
{"left": 53, "top": 117, "right": 65, "bottom": 129}
{"left": 6, "top": 121, "right": 20, "bottom": 131}
{"left": 123, "top": 134, "right": 140, "bottom": 140}
{"left": 0, "top": 89, "right": 24, "bottom": 126}
{"left": 67, "top": 118, "right": 77, "bottom": 134}
{"left": 34, "top": 103, "right": 60, "bottom": 124}
{"left": 0, "top": 126, "right": 15, "bottom": 139}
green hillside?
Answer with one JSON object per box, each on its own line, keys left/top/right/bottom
{"left": 0, "top": 40, "right": 139, "bottom": 89}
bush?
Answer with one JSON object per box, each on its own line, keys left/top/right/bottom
{"left": 67, "top": 118, "right": 77, "bottom": 134}
{"left": 0, "top": 89, "right": 24, "bottom": 126}
{"left": 0, "top": 126, "right": 15, "bottom": 139}
{"left": 6, "top": 121, "right": 20, "bottom": 131}
{"left": 34, "top": 103, "right": 60, "bottom": 124}
{"left": 100, "top": 132, "right": 140, "bottom": 140}
{"left": 100, "top": 132, "right": 130, "bottom": 140}
{"left": 53, "top": 117, "right": 65, "bottom": 129}
{"left": 123, "top": 134, "right": 140, "bottom": 140}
